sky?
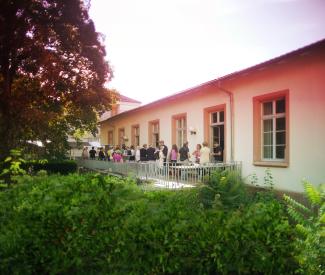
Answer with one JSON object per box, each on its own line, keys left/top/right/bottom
{"left": 89, "top": 0, "right": 325, "bottom": 104}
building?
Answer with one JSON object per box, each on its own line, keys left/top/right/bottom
{"left": 69, "top": 94, "right": 141, "bottom": 158}
{"left": 100, "top": 39, "right": 325, "bottom": 192}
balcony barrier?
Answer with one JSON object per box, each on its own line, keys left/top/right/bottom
{"left": 77, "top": 159, "right": 242, "bottom": 189}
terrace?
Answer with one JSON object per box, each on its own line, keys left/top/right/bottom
{"left": 76, "top": 159, "right": 242, "bottom": 189}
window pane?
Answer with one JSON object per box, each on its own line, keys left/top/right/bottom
{"left": 183, "top": 118, "right": 187, "bottom": 128}
{"left": 276, "top": 131, "right": 286, "bottom": 145}
{"left": 177, "top": 130, "right": 182, "bottom": 148}
{"left": 263, "top": 119, "right": 273, "bottom": 132}
{"left": 263, "top": 132, "right": 273, "bottom": 145}
{"left": 177, "top": 119, "right": 181, "bottom": 128}
{"left": 276, "top": 145, "right": 285, "bottom": 159}
{"left": 219, "top": 111, "right": 224, "bottom": 122}
{"left": 276, "top": 99, "right": 285, "bottom": 113}
{"left": 276, "top": 117, "right": 285, "bottom": 131}
{"left": 263, "top": 146, "right": 273, "bottom": 159}
{"left": 183, "top": 129, "right": 187, "bottom": 144}
{"left": 263, "top": 102, "right": 273, "bottom": 115}
{"left": 212, "top": 126, "right": 220, "bottom": 144}
{"left": 211, "top": 112, "right": 218, "bottom": 123}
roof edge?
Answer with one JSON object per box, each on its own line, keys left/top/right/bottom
{"left": 102, "top": 38, "right": 325, "bottom": 123}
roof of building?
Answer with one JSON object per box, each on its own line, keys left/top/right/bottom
{"left": 118, "top": 94, "right": 141, "bottom": 104}
{"left": 103, "top": 38, "right": 325, "bottom": 122}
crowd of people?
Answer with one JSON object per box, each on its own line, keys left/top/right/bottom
{"left": 81, "top": 140, "right": 223, "bottom": 165}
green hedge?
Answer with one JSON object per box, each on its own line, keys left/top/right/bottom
{"left": 23, "top": 160, "right": 77, "bottom": 175}
{"left": 0, "top": 173, "right": 298, "bottom": 274}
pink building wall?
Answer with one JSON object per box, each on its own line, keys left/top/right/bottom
{"left": 100, "top": 41, "right": 325, "bottom": 192}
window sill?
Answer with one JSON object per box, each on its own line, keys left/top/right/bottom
{"left": 253, "top": 161, "right": 288, "bottom": 168}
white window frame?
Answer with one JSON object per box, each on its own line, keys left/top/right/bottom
{"left": 210, "top": 111, "right": 224, "bottom": 146}
{"left": 175, "top": 117, "right": 187, "bottom": 148}
{"left": 261, "top": 99, "right": 286, "bottom": 161}
{"left": 151, "top": 122, "right": 159, "bottom": 148}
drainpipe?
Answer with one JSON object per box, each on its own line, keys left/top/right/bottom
{"left": 217, "top": 81, "right": 234, "bottom": 162}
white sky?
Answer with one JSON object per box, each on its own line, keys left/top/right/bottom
{"left": 89, "top": 0, "right": 325, "bottom": 104}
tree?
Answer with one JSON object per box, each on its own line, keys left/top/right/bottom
{"left": 0, "top": 0, "right": 113, "bottom": 159}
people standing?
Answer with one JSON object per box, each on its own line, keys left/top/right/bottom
{"left": 158, "top": 145, "right": 165, "bottom": 168}
{"left": 159, "top": 140, "right": 168, "bottom": 164}
{"left": 135, "top": 146, "right": 141, "bottom": 162}
{"left": 113, "top": 146, "right": 123, "bottom": 162}
{"left": 212, "top": 142, "right": 223, "bottom": 162}
{"left": 129, "top": 145, "right": 135, "bottom": 161}
{"left": 192, "top": 144, "right": 202, "bottom": 164}
{"left": 200, "top": 141, "right": 210, "bottom": 164}
{"left": 98, "top": 147, "right": 105, "bottom": 160}
{"left": 106, "top": 146, "right": 112, "bottom": 161}
{"left": 82, "top": 146, "right": 89, "bottom": 160}
{"left": 89, "top": 146, "right": 96, "bottom": 160}
{"left": 140, "top": 144, "right": 148, "bottom": 162}
{"left": 179, "top": 142, "right": 190, "bottom": 164}
{"left": 147, "top": 144, "right": 156, "bottom": 161}
{"left": 169, "top": 144, "right": 178, "bottom": 164}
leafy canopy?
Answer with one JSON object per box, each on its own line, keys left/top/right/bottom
{"left": 0, "top": 0, "right": 113, "bottom": 158}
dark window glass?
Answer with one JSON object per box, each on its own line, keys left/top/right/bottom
{"left": 276, "top": 132, "right": 286, "bottom": 145}
{"left": 263, "top": 146, "right": 273, "bottom": 159}
{"left": 276, "top": 145, "right": 285, "bottom": 159}
{"left": 263, "top": 102, "right": 273, "bottom": 115}
{"left": 263, "top": 119, "right": 273, "bottom": 132}
{"left": 263, "top": 132, "right": 273, "bottom": 146}
{"left": 219, "top": 111, "right": 224, "bottom": 122}
{"left": 276, "top": 98, "right": 285, "bottom": 113}
{"left": 276, "top": 117, "right": 285, "bottom": 131}
{"left": 212, "top": 112, "right": 218, "bottom": 123}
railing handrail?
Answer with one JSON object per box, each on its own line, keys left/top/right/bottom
{"left": 77, "top": 158, "right": 242, "bottom": 189}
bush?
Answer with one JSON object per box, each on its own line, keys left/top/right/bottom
{"left": 23, "top": 160, "right": 77, "bottom": 175}
{"left": 199, "top": 169, "right": 248, "bottom": 209}
{"left": 284, "top": 180, "right": 325, "bottom": 275}
{"left": 0, "top": 173, "right": 298, "bottom": 274}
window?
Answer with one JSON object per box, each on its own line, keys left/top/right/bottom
{"left": 262, "top": 99, "right": 286, "bottom": 159}
{"left": 108, "top": 130, "right": 114, "bottom": 145}
{"left": 204, "top": 104, "right": 226, "bottom": 146}
{"left": 172, "top": 113, "right": 187, "bottom": 148}
{"left": 210, "top": 110, "right": 224, "bottom": 148}
{"left": 253, "top": 90, "right": 289, "bottom": 167}
{"left": 118, "top": 128, "right": 125, "bottom": 146}
{"left": 131, "top": 124, "right": 140, "bottom": 146}
{"left": 148, "top": 120, "right": 159, "bottom": 148}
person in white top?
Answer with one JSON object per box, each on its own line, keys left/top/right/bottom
{"left": 158, "top": 145, "right": 165, "bottom": 167}
{"left": 135, "top": 146, "right": 141, "bottom": 162}
{"left": 200, "top": 141, "right": 211, "bottom": 164}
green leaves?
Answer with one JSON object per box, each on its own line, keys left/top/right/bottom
{"left": 0, "top": 0, "right": 114, "bottom": 159}
{"left": 303, "top": 179, "right": 322, "bottom": 206}
{"left": 283, "top": 181, "right": 325, "bottom": 275}
{"left": 0, "top": 172, "right": 301, "bottom": 274}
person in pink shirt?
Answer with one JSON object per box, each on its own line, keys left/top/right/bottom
{"left": 169, "top": 144, "right": 179, "bottom": 165}
{"left": 113, "top": 146, "right": 123, "bottom": 163}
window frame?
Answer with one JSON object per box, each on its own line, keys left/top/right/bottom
{"left": 118, "top": 127, "right": 125, "bottom": 146}
{"left": 204, "top": 104, "right": 226, "bottom": 157}
{"left": 108, "top": 130, "right": 114, "bottom": 145}
{"left": 171, "top": 113, "right": 187, "bottom": 148}
{"left": 253, "top": 90, "right": 289, "bottom": 167}
{"left": 131, "top": 124, "right": 140, "bottom": 147}
{"left": 148, "top": 119, "right": 160, "bottom": 148}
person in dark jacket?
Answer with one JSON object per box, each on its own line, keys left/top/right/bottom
{"left": 140, "top": 144, "right": 148, "bottom": 161}
{"left": 147, "top": 144, "right": 156, "bottom": 161}
{"left": 89, "top": 147, "right": 96, "bottom": 160}
{"left": 179, "top": 141, "right": 190, "bottom": 163}
{"left": 98, "top": 147, "right": 105, "bottom": 161}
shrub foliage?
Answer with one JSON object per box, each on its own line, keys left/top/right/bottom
{"left": 0, "top": 172, "right": 299, "bottom": 274}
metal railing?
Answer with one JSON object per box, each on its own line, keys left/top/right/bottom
{"left": 77, "top": 159, "right": 242, "bottom": 189}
